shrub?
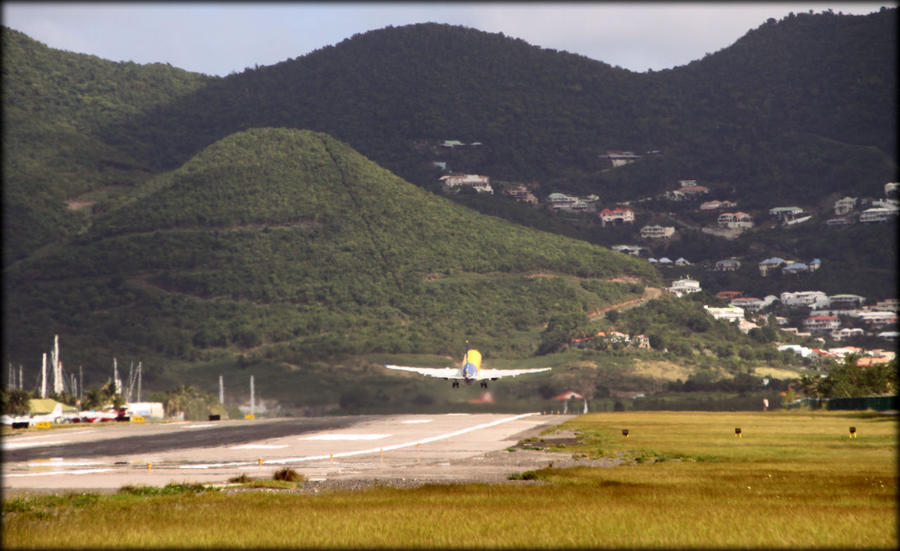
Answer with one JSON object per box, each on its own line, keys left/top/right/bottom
{"left": 272, "top": 468, "right": 304, "bottom": 482}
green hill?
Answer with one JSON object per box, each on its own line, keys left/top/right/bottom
{"left": 4, "top": 128, "right": 659, "bottom": 388}
{"left": 1, "top": 27, "right": 212, "bottom": 265}
{"left": 108, "top": 12, "right": 895, "bottom": 202}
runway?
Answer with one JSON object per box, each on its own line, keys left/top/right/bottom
{"left": 3, "top": 413, "right": 572, "bottom": 493}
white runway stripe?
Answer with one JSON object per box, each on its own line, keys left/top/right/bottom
{"left": 6, "top": 468, "right": 114, "bottom": 477}
{"left": 266, "top": 412, "right": 536, "bottom": 465}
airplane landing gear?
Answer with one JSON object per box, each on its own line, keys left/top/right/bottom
{"left": 480, "top": 381, "right": 488, "bottom": 389}
{"left": 452, "top": 381, "right": 459, "bottom": 389}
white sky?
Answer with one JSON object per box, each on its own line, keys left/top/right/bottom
{"left": 2, "top": 2, "right": 892, "bottom": 76}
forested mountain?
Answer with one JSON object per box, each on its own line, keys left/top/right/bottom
{"left": 2, "top": 28, "right": 211, "bottom": 264}
{"left": 2, "top": 10, "right": 897, "bottom": 401}
{"left": 3, "top": 10, "right": 895, "bottom": 265}
{"left": 4, "top": 128, "right": 658, "bottom": 386}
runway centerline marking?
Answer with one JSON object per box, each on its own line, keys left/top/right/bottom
{"left": 229, "top": 444, "right": 289, "bottom": 449}
{"left": 401, "top": 419, "right": 432, "bottom": 424}
{"left": 3, "top": 440, "right": 66, "bottom": 450}
{"left": 265, "top": 412, "right": 537, "bottom": 466}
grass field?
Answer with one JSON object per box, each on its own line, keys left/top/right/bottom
{"left": 2, "top": 410, "right": 896, "bottom": 549}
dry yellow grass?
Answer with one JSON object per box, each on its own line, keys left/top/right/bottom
{"left": 3, "top": 411, "right": 896, "bottom": 549}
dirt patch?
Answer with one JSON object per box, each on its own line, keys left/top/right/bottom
{"left": 65, "top": 200, "right": 96, "bottom": 211}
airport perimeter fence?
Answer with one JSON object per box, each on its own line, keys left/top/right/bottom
{"left": 791, "top": 395, "right": 897, "bottom": 411}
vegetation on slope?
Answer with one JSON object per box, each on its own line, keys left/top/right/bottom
{"left": 2, "top": 27, "right": 212, "bottom": 264}
{"left": 4, "top": 128, "right": 659, "bottom": 390}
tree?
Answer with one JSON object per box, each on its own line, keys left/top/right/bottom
{"left": 537, "top": 312, "right": 590, "bottom": 355}
{"left": 815, "top": 356, "right": 897, "bottom": 398}
{"left": 1, "top": 389, "right": 31, "bottom": 415}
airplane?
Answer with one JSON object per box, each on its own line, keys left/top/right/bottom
{"left": 384, "top": 343, "right": 551, "bottom": 388}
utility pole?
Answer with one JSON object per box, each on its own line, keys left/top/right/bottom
{"left": 19, "top": 364, "right": 24, "bottom": 391}
{"left": 113, "top": 358, "right": 119, "bottom": 396}
{"left": 219, "top": 374, "right": 224, "bottom": 405}
{"left": 250, "top": 375, "right": 255, "bottom": 416}
{"left": 41, "top": 353, "right": 47, "bottom": 398}
{"left": 79, "top": 365, "right": 83, "bottom": 400}
{"left": 52, "top": 335, "right": 63, "bottom": 395}
{"left": 7, "top": 363, "right": 13, "bottom": 390}
{"left": 137, "top": 362, "right": 142, "bottom": 402}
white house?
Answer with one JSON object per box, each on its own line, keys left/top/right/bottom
{"left": 704, "top": 305, "right": 745, "bottom": 323}
{"left": 828, "top": 294, "right": 866, "bottom": 309}
{"left": 856, "top": 311, "right": 897, "bottom": 329}
{"left": 803, "top": 315, "right": 840, "bottom": 333}
{"left": 717, "top": 211, "right": 753, "bottom": 230}
{"left": 611, "top": 244, "right": 645, "bottom": 256}
{"left": 780, "top": 291, "right": 830, "bottom": 309}
{"left": 640, "top": 225, "right": 675, "bottom": 239}
{"left": 715, "top": 258, "right": 741, "bottom": 271}
{"left": 831, "top": 327, "right": 865, "bottom": 341}
{"left": 599, "top": 207, "right": 635, "bottom": 226}
{"left": 439, "top": 174, "right": 493, "bottom": 194}
{"left": 668, "top": 278, "right": 701, "bottom": 297}
{"left": 833, "top": 197, "right": 857, "bottom": 216}
{"left": 700, "top": 200, "right": 737, "bottom": 211}
{"left": 758, "top": 257, "right": 785, "bottom": 276}
{"left": 859, "top": 207, "right": 898, "bottom": 223}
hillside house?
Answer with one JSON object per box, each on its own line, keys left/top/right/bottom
{"left": 738, "top": 319, "right": 760, "bottom": 334}
{"left": 633, "top": 334, "right": 651, "bottom": 349}
{"left": 828, "top": 294, "right": 866, "bottom": 309}
{"left": 716, "top": 290, "right": 743, "bottom": 300}
{"left": 699, "top": 200, "right": 737, "bottom": 211}
{"left": 803, "top": 315, "right": 840, "bottom": 333}
{"left": 658, "top": 257, "right": 673, "bottom": 266}
{"left": 717, "top": 211, "right": 753, "bottom": 230}
{"left": 611, "top": 244, "right": 645, "bottom": 256}
{"left": 873, "top": 298, "right": 899, "bottom": 311}
{"left": 833, "top": 196, "right": 857, "bottom": 215}
{"left": 599, "top": 207, "right": 635, "bottom": 226}
{"left": 502, "top": 185, "right": 538, "bottom": 205}
{"left": 668, "top": 278, "right": 701, "bottom": 297}
{"left": 666, "top": 184, "right": 709, "bottom": 201}
{"left": 856, "top": 311, "right": 897, "bottom": 329}
{"left": 675, "top": 257, "right": 691, "bottom": 266}
{"left": 714, "top": 258, "right": 741, "bottom": 271}
{"left": 780, "top": 291, "right": 829, "bottom": 309}
{"left": 640, "top": 225, "right": 675, "bottom": 239}
{"left": 547, "top": 193, "right": 597, "bottom": 212}
{"left": 730, "top": 296, "right": 775, "bottom": 313}
{"left": 704, "top": 305, "right": 745, "bottom": 323}
{"left": 603, "top": 151, "right": 641, "bottom": 167}
{"left": 439, "top": 174, "right": 493, "bottom": 194}
{"left": 859, "top": 206, "right": 898, "bottom": 223}
{"left": 886, "top": 182, "right": 899, "bottom": 198}
{"left": 831, "top": 327, "right": 864, "bottom": 341}
{"left": 769, "top": 206, "right": 810, "bottom": 225}
{"left": 758, "top": 257, "right": 785, "bottom": 276}
{"left": 782, "top": 262, "right": 809, "bottom": 275}
{"left": 809, "top": 259, "right": 822, "bottom": 272}
{"left": 826, "top": 217, "right": 853, "bottom": 226}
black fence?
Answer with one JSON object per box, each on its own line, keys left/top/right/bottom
{"left": 826, "top": 395, "right": 897, "bottom": 411}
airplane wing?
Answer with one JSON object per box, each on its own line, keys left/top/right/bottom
{"left": 477, "top": 367, "right": 552, "bottom": 380}
{"left": 384, "top": 365, "right": 463, "bottom": 379}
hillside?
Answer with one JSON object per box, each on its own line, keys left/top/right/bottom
{"left": 108, "top": 12, "right": 895, "bottom": 201}
{"left": 1, "top": 27, "right": 212, "bottom": 265}
{"left": 3, "top": 128, "right": 659, "bottom": 388}
{"left": 3, "top": 11, "right": 896, "bottom": 266}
